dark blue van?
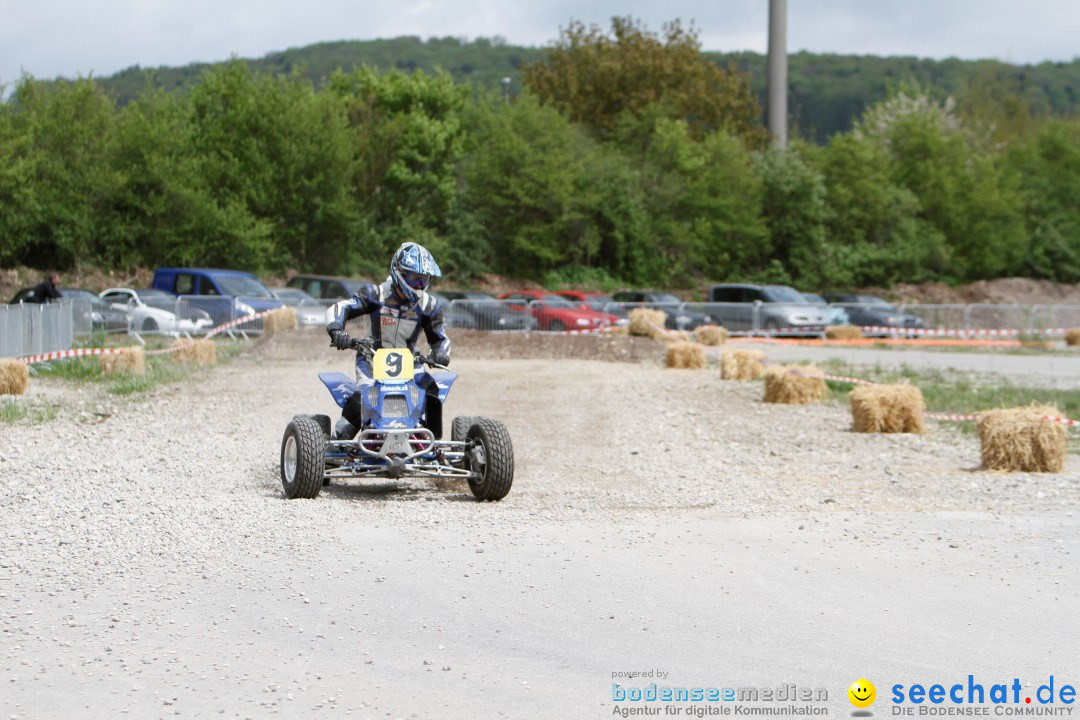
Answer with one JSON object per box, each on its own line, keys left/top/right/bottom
{"left": 152, "top": 268, "right": 283, "bottom": 325}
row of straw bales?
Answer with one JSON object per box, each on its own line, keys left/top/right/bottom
{"left": 712, "top": 347, "right": 1068, "bottom": 473}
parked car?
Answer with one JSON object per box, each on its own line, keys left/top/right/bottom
{"left": 9, "top": 286, "right": 130, "bottom": 332}
{"left": 152, "top": 268, "right": 283, "bottom": 325}
{"left": 801, "top": 292, "right": 850, "bottom": 327}
{"left": 285, "top": 275, "right": 370, "bottom": 301}
{"left": 498, "top": 291, "right": 614, "bottom": 332}
{"left": 821, "top": 294, "right": 926, "bottom": 333}
{"left": 556, "top": 291, "right": 630, "bottom": 324}
{"left": 59, "top": 287, "right": 130, "bottom": 332}
{"left": 610, "top": 290, "right": 711, "bottom": 330}
{"left": 100, "top": 288, "right": 214, "bottom": 334}
{"left": 435, "top": 290, "right": 536, "bottom": 332}
{"left": 270, "top": 287, "right": 329, "bottom": 327}
{"left": 705, "top": 284, "right": 829, "bottom": 334}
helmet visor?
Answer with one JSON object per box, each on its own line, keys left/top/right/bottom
{"left": 402, "top": 270, "right": 431, "bottom": 291}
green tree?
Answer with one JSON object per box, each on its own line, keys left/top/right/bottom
{"left": 523, "top": 17, "right": 767, "bottom": 147}
{"left": 613, "top": 110, "right": 766, "bottom": 282}
{"left": 0, "top": 77, "right": 121, "bottom": 269}
{"left": 461, "top": 93, "right": 606, "bottom": 278}
{"left": 187, "top": 60, "right": 359, "bottom": 271}
{"left": 853, "top": 89, "right": 1027, "bottom": 281}
{"left": 330, "top": 66, "right": 468, "bottom": 270}
{"left": 755, "top": 146, "right": 829, "bottom": 287}
{"left": 1008, "top": 119, "right": 1080, "bottom": 281}
{"left": 816, "top": 133, "right": 946, "bottom": 287}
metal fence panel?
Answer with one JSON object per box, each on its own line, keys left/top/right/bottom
{"left": 898, "top": 303, "right": 967, "bottom": 330}
{"left": 0, "top": 301, "right": 75, "bottom": 357}
{"left": 682, "top": 302, "right": 761, "bottom": 333}
{"left": 446, "top": 299, "right": 536, "bottom": 332}
{"left": 274, "top": 296, "right": 334, "bottom": 327}
{"left": 175, "top": 295, "right": 234, "bottom": 334}
{"left": 965, "top": 304, "right": 1033, "bottom": 332}
{"left": 1049, "top": 305, "right": 1080, "bottom": 331}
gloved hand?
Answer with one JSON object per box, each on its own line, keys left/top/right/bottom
{"left": 431, "top": 349, "right": 450, "bottom": 367}
{"left": 330, "top": 329, "right": 350, "bottom": 350}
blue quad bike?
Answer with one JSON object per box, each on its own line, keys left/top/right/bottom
{"left": 279, "top": 338, "right": 514, "bottom": 501}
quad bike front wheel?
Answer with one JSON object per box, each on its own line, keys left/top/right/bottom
{"left": 465, "top": 418, "right": 514, "bottom": 501}
{"left": 281, "top": 415, "right": 329, "bottom": 499}
{"left": 451, "top": 415, "right": 479, "bottom": 443}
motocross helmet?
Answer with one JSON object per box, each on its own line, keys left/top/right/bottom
{"left": 390, "top": 241, "right": 441, "bottom": 304}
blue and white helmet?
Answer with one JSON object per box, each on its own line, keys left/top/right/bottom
{"left": 390, "top": 241, "right": 442, "bottom": 303}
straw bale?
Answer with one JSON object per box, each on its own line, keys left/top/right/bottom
{"left": 850, "top": 384, "right": 926, "bottom": 433}
{"left": 1064, "top": 328, "right": 1080, "bottom": 346}
{"left": 0, "top": 359, "right": 30, "bottom": 395}
{"left": 763, "top": 365, "right": 827, "bottom": 404}
{"left": 628, "top": 308, "right": 667, "bottom": 340}
{"left": 720, "top": 350, "right": 766, "bottom": 380}
{"left": 826, "top": 325, "right": 863, "bottom": 341}
{"left": 660, "top": 329, "right": 692, "bottom": 344}
{"left": 172, "top": 338, "right": 217, "bottom": 365}
{"left": 695, "top": 325, "right": 728, "bottom": 346}
{"left": 665, "top": 342, "right": 707, "bottom": 369}
{"left": 977, "top": 405, "right": 1067, "bottom": 473}
{"left": 99, "top": 347, "right": 146, "bottom": 376}
{"left": 264, "top": 307, "right": 298, "bottom": 336}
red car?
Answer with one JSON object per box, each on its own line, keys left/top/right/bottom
{"left": 556, "top": 291, "right": 629, "bottom": 325}
{"left": 499, "top": 291, "right": 617, "bottom": 331}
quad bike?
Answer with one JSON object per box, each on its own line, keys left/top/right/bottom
{"left": 279, "top": 337, "right": 514, "bottom": 501}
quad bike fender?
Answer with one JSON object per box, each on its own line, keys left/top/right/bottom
{"left": 416, "top": 370, "right": 458, "bottom": 403}
{"left": 319, "top": 371, "right": 374, "bottom": 408}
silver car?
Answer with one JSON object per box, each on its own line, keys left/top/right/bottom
{"left": 699, "top": 283, "right": 830, "bottom": 334}
{"left": 801, "top": 292, "right": 850, "bottom": 326}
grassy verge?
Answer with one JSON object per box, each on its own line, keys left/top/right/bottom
{"left": 817, "top": 359, "right": 1080, "bottom": 450}
{"left": 30, "top": 336, "right": 249, "bottom": 396}
{"left": 0, "top": 398, "right": 59, "bottom": 424}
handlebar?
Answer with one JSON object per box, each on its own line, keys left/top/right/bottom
{"left": 334, "top": 335, "right": 447, "bottom": 369}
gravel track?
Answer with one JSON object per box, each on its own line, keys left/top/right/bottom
{"left": 2, "top": 330, "right": 1077, "bottom": 718}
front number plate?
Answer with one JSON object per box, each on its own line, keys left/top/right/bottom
{"left": 373, "top": 348, "right": 414, "bottom": 383}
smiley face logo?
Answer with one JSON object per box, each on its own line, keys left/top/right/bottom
{"left": 848, "top": 679, "right": 876, "bottom": 708}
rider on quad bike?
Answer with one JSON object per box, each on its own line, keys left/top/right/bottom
{"left": 326, "top": 242, "right": 452, "bottom": 442}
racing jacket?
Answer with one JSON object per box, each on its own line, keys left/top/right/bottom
{"left": 325, "top": 277, "right": 451, "bottom": 369}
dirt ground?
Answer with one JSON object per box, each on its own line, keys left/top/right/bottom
{"left": 1, "top": 329, "right": 1078, "bottom": 718}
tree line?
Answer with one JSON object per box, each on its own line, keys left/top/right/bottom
{"left": 1, "top": 18, "right": 1078, "bottom": 290}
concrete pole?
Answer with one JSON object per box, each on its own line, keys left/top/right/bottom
{"left": 767, "top": 0, "right": 788, "bottom": 148}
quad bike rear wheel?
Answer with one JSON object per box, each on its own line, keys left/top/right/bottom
{"left": 281, "top": 415, "right": 329, "bottom": 499}
{"left": 465, "top": 417, "right": 514, "bottom": 501}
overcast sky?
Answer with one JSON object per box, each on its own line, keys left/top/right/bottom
{"left": 2, "top": 0, "right": 1078, "bottom": 86}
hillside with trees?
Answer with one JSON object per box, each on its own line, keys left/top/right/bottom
{"left": 2, "top": 18, "right": 1079, "bottom": 292}
{"left": 96, "top": 33, "right": 1080, "bottom": 143}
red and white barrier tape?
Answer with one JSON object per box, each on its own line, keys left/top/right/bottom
{"left": 205, "top": 309, "right": 276, "bottom": 339}
{"left": 787, "top": 368, "right": 877, "bottom": 386}
{"left": 744, "top": 325, "right": 1068, "bottom": 338}
{"left": 15, "top": 309, "right": 279, "bottom": 364}
{"left": 15, "top": 346, "right": 132, "bottom": 365}
{"left": 925, "top": 412, "right": 979, "bottom": 422}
